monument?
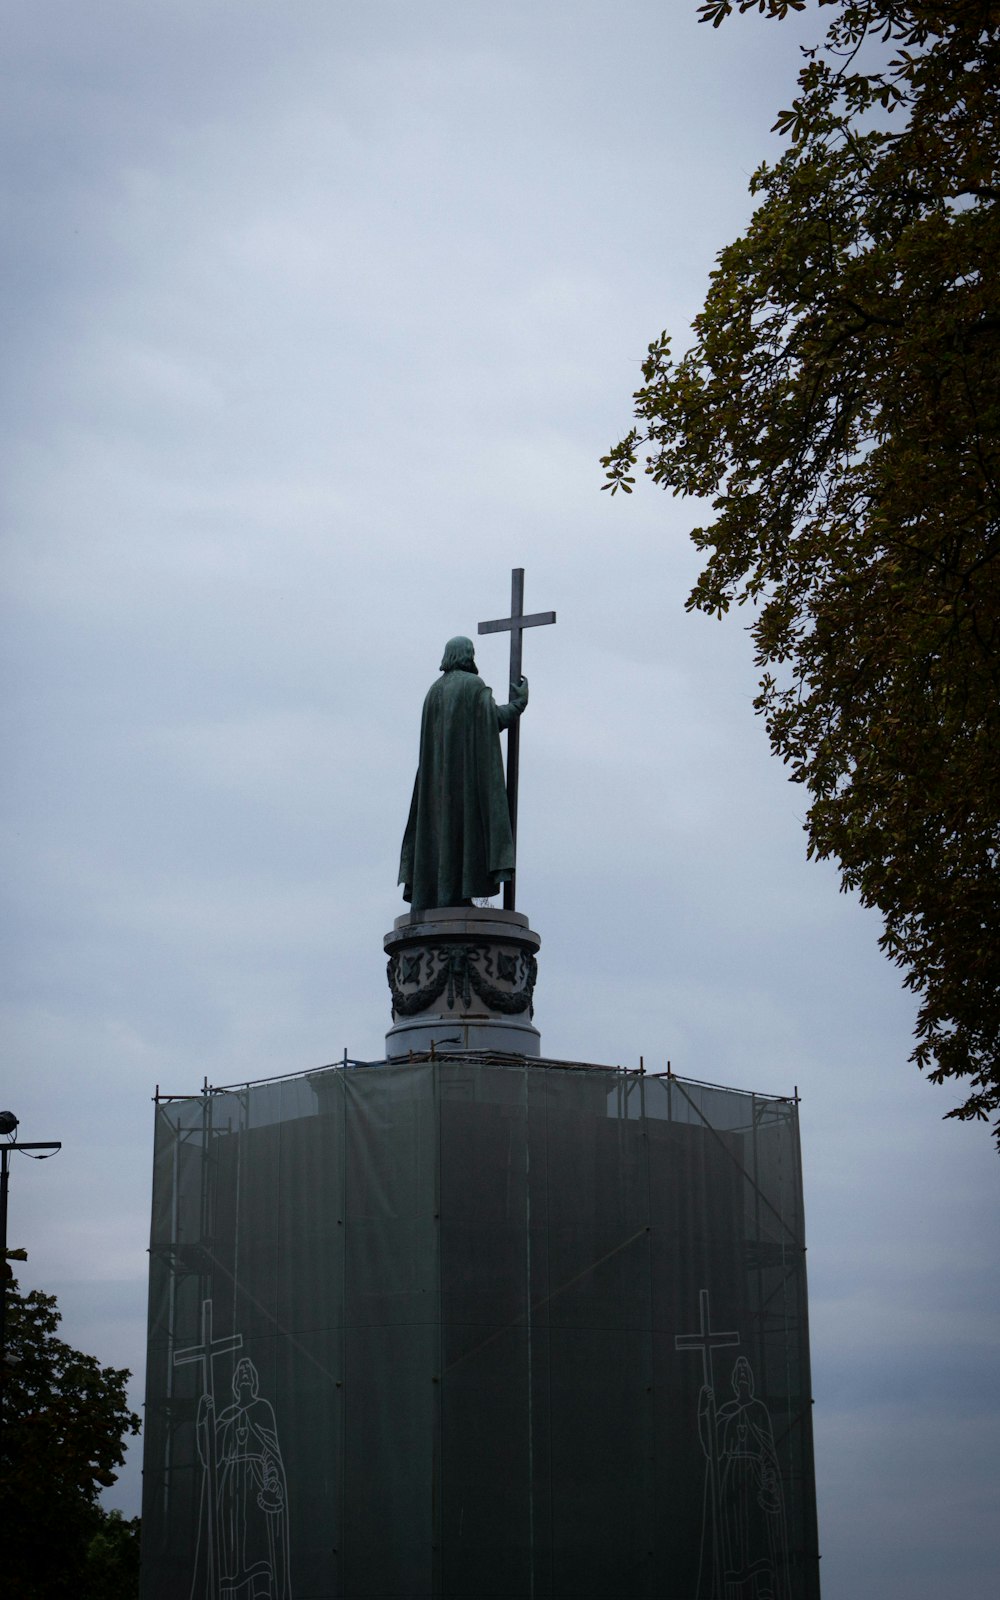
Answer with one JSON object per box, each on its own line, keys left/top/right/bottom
{"left": 139, "top": 569, "right": 820, "bottom": 1599}
{"left": 385, "top": 570, "right": 554, "bottom": 1057}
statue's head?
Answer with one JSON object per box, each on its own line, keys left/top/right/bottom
{"left": 731, "top": 1356, "right": 755, "bottom": 1400}
{"left": 440, "top": 636, "right": 478, "bottom": 674}
{"left": 233, "top": 1357, "right": 260, "bottom": 1401}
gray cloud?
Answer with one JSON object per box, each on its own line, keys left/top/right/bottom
{"left": 2, "top": 4, "right": 997, "bottom": 1595}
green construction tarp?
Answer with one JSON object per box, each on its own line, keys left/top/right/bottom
{"left": 141, "top": 1057, "right": 819, "bottom": 1600}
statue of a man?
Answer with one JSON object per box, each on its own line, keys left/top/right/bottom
{"left": 399, "top": 636, "right": 528, "bottom": 912}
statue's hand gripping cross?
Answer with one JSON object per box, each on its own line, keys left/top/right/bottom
{"left": 478, "top": 567, "right": 555, "bottom": 911}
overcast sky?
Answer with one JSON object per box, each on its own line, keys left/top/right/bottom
{"left": 2, "top": 3, "right": 997, "bottom": 1594}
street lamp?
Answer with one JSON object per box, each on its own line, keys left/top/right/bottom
{"left": 1, "top": 1111, "right": 62, "bottom": 1441}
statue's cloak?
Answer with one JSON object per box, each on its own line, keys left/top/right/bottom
{"left": 399, "top": 667, "right": 524, "bottom": 911}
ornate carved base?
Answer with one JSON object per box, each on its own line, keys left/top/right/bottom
{"left": 384, "top": 906, "right": 541, "bottom": 1058}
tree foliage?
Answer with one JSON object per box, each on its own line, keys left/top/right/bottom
{"left": 1, "top": 1279, "right": 142, "bottom": 1598}
{"left": 84, "top": 1510, "right": 142, "bottom": 1600}
{"left": 604, "top": 1, "right": 1000, "bottom": 1138}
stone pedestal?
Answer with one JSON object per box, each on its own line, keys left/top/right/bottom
{"left": 384, "top": 906, "right": 541, "bottom": 1058}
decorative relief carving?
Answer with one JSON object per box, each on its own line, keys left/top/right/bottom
{"left": 387, "top": 942, "right": 537, "bottom": 1020}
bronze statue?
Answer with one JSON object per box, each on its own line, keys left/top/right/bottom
{"left": 399, "top": 636, "right": 527, "bottom": 912}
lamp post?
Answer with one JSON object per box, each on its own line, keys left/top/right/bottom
{"left": 0, "top": 1111, "right": 62, "bottom": 1444}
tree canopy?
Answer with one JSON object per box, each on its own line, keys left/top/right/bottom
{"left": 604, "top": 1, "right": 1000, "bottom": 1138}
{"left": 1, "top": 1279, "right": 142, "bottom": 1598}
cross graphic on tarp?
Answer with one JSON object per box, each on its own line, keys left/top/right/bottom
{"left": 174, "top": 1295, "right": 244, "bottom": 1401}
{"left": 674, "top": 1287, "right": 740, "bottom": 1392}
{"left": 174, "top": 1299, "right": 243, "bottom": 1600}
{"left": 478, "top": 567, "right": 556, "bottom": 910}
{"left": 675, "top": 1289, "right": 741, "bottom": 1600}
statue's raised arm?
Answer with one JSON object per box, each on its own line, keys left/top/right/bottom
{"left": 399, "top": 636, "right": 527, "bottom": 913}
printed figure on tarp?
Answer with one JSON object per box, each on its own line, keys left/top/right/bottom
{"left": 698, "top": 1355, "right": 789, "bottom": 1600}
{"left": 675, "top": 1290, "right": 790, "bottom": 1600}
{"left": 174, "top": 1300, "right": 292, "bottom": 1600}
{"left": 195, "top": 1356, "right": 291, "bottom": 1600}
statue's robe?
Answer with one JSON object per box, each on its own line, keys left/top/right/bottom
{"left": 399, "top": 666, "right": 526, "bottom": 911}
{"left": 215, "top": 1394, "right": 290, "bottom": 1599}
{"left": 696, "top": 1377, "right": 789, "bottom": 1600}
{"left": 190, "top": 1385, "right": 290, "bottom": 1600}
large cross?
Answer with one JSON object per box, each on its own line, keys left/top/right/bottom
{"left": 478, "top": 567, "right": 556, "bottom": 911}
{"left": 674, "top": 1287, "right": 740, "bottom": 1393}
{"left": 173, "top": 1296, "right": 244, "bottom": 1395}
{"left": 174, "top": 1300, "right": 243, "bottom": 1598}
{"left": 675, "top": 1290, "right": 740, "bottom": 1599}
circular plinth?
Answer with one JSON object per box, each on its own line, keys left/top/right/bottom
{"left": 384, "top": 906, "right": 541, "bottom": 1058}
